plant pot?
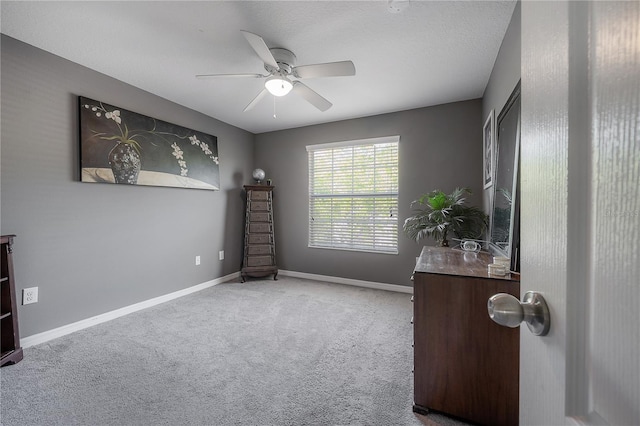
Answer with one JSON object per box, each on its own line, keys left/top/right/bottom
{"left": 108, "top": 142, "right": 141, "bottom": 184}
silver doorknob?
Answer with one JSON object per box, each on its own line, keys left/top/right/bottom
{"left": 487, "top": 291, "right": 550, "bottom": 336}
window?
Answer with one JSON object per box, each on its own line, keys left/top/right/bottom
{"left": 306, "top": 136, "right": 399, "bottom": 254}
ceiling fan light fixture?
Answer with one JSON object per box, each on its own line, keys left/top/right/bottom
{"left": 265, "top": 75, "right": 293, "bottom": 97}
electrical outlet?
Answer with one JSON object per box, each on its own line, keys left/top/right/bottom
{"left": 195, "top": 255, "right": 201, "bottom": 266}
{"left": 23, "top": 287, "right": 38, "bottom": 305}
{"left": 219, "top": 250, "right": 225, "bottom": 261}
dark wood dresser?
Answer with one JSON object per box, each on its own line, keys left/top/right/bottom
{"left": 412, "top": 246, "right": 519, "bottom": 426}
{"left": 1, "top": 235, "right": 23, "bottom": 367}
{"left": 241, "top": 185, "right": 278, "bottom": 282}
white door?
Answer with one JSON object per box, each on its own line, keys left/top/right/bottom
{"left": 520, "top": 1, "right": 639, "bottom": 425}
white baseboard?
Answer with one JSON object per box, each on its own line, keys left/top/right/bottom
{"left": 21, "top": 270, "right": 410, "bottom": 348}
{"left": 21, "top": 271, "right": 240, "bottom": 348}
{"left": 279, "top": 269, "right": 413, "bottom": 294}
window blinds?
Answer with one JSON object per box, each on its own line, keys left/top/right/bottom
{"left": 307, "top": 136, "right": 399, "bottom": 254}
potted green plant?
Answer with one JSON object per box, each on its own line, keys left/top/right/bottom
{"left": 403, "top": 187, "right": 488, "bottom": 247}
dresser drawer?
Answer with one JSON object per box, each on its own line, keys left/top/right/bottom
{"left": 249, "top": 223, "right": 272, "bottom": 233}
{"left": 248, "top": 245, "right": 273, "bottom": 255}
{"left": 250, "top": 212, "right": 270, "bottom": 222}
{"left": 249, "top": 190, "right": 269, "bottom": 201}
{"left": 246, "top": 255, "right": 273, "bottom": 267}
{"left": 248, "top": 234, "right": 272, "bottom": 244}
{"left": 250, "top": 201, "right": 269, "bottom": 211}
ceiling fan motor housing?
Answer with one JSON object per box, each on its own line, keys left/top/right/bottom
{"left": 265, "top": 48, "right": 296, "bottom": 75}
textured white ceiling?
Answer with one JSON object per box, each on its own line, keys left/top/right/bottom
{"left": 1, "top": 1, "right": 516, "bottom": 134}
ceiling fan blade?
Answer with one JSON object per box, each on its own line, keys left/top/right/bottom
{"left": 292, "top": 81, "right": 332, "bottom": 112}
{"left": 196, "top": 73, "right": 265, "bottom": 79}
{"left": 293, "top": 61, "right": 356, "bottom": 79}
{"left": 243, "top": 88, "right": 269, "bottom": 112}
{"left": 240, "top": 30, "right": 279, "bottom": 70}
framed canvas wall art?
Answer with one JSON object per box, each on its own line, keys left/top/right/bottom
{"left": 79, "top": 96, "right": 220, "bottom": 190}
{"left": 483, "top": 109, "right": 495, "bottom": 189}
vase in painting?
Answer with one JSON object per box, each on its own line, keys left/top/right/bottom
{"left": 108, "top": 142, "right": 141, "bottom": 184}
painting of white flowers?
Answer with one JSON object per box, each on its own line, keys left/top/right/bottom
{"left": 79, "top": 96, "right": 220, "bottom": 190}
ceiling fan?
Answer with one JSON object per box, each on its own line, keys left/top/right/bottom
{"left": 196, "top": 31, "right": 356, "bottom": 112}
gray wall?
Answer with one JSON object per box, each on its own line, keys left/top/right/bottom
{"left": 483, "top": 1, "right": 521, "bottom": 123}
{"left": 482, "top": 1, "right": 521, "bottom": 212}
{"left": 255, "top": 100, "right": 483, "bottom": 287}
{"left": 1, "top": 35, "right": 255, "bottom": 337}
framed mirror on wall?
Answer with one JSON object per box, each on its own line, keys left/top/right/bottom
{"left": 489, "top": 82, "right": 521, "bottom": 271}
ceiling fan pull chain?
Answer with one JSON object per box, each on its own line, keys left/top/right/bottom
{"left": 273, "top": 96, "right": 277, "bottom": 119}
